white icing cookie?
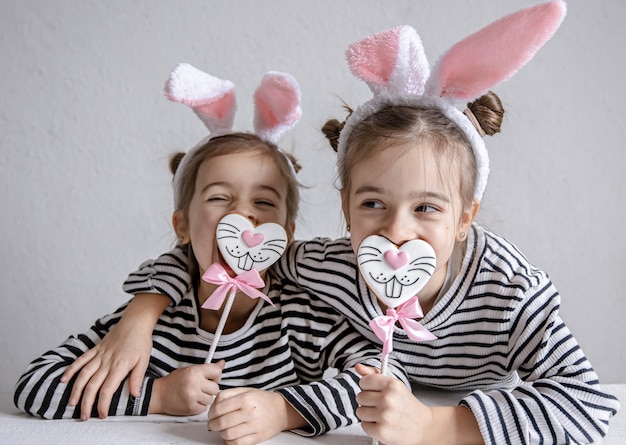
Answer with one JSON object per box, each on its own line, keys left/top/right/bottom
{"left": 216, "top": 214, "right": 288, "bottom": 275}
{"left": 357, "top": 235, "right": 436, "bottom": 308}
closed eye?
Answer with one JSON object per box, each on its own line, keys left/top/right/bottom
{"left": 207, "top": 195, "right": 229, "bottom": 202}
{"left": 255, "top": 199, "right": 276, "bottom": 208}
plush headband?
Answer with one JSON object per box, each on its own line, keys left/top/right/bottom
{"left": 165, "top": 63, "right": 302, "bottom": 208}
{"left": 337, "top": 0, "right": 566, "bottom": 201}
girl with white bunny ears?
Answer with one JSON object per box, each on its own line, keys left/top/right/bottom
{"left": 63, "top": 1, "right": 619, "bottom": 443}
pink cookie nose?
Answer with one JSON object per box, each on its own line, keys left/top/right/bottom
{"left": 242, "top": 230, "right": 264, "bottom": 247}
{"left": 383, "top": 250, "right": 410, "bottom": 270}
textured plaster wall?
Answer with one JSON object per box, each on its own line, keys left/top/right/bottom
{"left": 1, "top": 0, "right": 624, "bottom": 392}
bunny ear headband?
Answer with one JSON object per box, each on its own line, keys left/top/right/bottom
{"left": 165, "top": 63, "right": 302, "bottom": 208}
{"left": 337, "top": 0, "right": 566, "bottom": 201}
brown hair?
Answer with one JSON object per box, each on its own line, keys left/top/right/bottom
{"left": 466, "top": 91, "right": 504, "bottom": 137}
{"left": 322, "top": 91, "right": 504, "bottom": 212}
{"left": 171, "top": 132, "right": 301, "bottom": 281}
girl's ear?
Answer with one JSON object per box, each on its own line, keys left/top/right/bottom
{"left": 458, "top": 200, "right": 480, "bottom": 241}
{"left": 172, "top": 210, "right": 189, "bottom": 244}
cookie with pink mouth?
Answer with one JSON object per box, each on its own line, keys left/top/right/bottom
{"left": 216, "top": 214, "right": 288, "bottom": 275}
{"left": 357, "top": 235, "right": 436, "bottom": 308}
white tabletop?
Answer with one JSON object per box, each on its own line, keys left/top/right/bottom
{"left": 2, "top": 384, "right": 623, "bottom": 444}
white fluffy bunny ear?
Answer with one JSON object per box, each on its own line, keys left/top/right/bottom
{"left": 427, "top": 0, "right": 567, "bottom": 102}
{"left": 345, "top": 25, "right": 430, "bottom": 96}
{"left": 253, "top": 72, "right": 302, "bottom": 145}
{"left": 165, "top": 63, "right": 236, "bottom": 135}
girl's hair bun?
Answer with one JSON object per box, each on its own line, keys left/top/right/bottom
{"left": 467, "top": 91, "right": 504, "bottom": 137}
{"left": 169, "top": 152, "right": 186, "bottom": 176}
{"left": 322, "top": 119, "right": 344, "bottom": 152}
{"left": 322, "top": 105, "right": 353, "bottom": 152}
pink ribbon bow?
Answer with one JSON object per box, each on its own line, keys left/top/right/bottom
{"left": 369, "top": 296, "right": 437, "bottom": 357}
{"left": 201, "top": 263, "right": 274, "bottom": 310}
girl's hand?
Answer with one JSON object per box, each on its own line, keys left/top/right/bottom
{"left": 208, "top": 388, "right": 306, "bottom": 445}
{"left": 61, "top": 293, "right": 170, "bottom": 420}
{"left": 356, "top": 364, "right": 484, "bottom": 445}
{"left": 150, "top": 361, "right": 225, "bottom": 416}
{"left": 62, "top": 321, "right": 153, "bottom": 421}
{"left": 356, "top": 363, "right": 434, "bottom": 445}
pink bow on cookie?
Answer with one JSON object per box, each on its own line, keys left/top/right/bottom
{"left": 201, "top": 263, "right": 274, "bottom": 311}
{"left": 369, "top": 296, "right": 436, "bottom": 357}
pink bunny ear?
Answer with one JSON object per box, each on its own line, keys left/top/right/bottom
{"left": 428, "top": 0, "right": 566, "bottom": 101}
{"left": 165, "top": 63, "right": 236, "bottom": 134}
{"left": 253, "top": 72, "right": 302, "bottom": 144}
{"left": 346, "top": 25, "right": 430, "bottom": 96}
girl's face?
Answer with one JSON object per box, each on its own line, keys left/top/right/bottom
{"left": 342, "top": 143, "right": 477, "bottom": 299}
{"left": 175, "top": 151, "right": 291, "bottom": 278}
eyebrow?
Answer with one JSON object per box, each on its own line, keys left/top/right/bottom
{"left": 201, "top": 181, "right": 284, "bottom": 199}
{"left": 257, "top": 184, "right": 284, "bottom": 199}
{"left": 353, "top": 185, "right": 450, "bottom": 203}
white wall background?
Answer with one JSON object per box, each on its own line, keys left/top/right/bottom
{"left": 1, "top": 1, "right": 624, "bottom": 393}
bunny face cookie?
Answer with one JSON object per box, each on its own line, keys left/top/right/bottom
{"left": 357, "top": 235, "right": 436, "bottom": 308}
{"left": 216, "top": 214, "right": 288, "bottom": 275}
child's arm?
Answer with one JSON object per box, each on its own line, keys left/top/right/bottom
{"left": 276, "top": 309, "right": 411, "bottom": 436}
{"left": 15, "top": 294, "right": 223, "bottom": 420}
{"left": 353, "top": 287, "right": 621, "bottom": 445}
{"left": 60, "top": 247, "right": 190, "bottom": 419}
{"left": 60, "top": 293, "right": 170, "bottom": 419}
{"left": 460, "top": 282, "right": 620, "bottom": 444}
{"left": 207, "top": 315, "right": 399, "bottom": 441}
{"left": 14, "top": 301, "right": 157, "bottom": 420}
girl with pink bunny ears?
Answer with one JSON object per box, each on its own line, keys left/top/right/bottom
{"left": 313, "top": 2, "right": 617, "bottom": 443}
{"left": 15, "top": 64, "right": 405, "bottom": 443}
{"left": 47, "top": 1, "right": 620, "bottom": 443}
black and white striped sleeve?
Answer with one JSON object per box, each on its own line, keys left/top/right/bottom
{"left": 460, "top": 281, "right": 620, "bottom": 445}
{"left": 276, "top": 315, "right": 409, "bottom": 436}
{"left": 13, "top": 305, "right": 154, "bottom": 419}
{"left": 122, "top": 247, "right": 190, "bottom": 305}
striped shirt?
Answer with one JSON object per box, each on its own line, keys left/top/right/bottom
{"left": 14, "top": 249, "right": 403, "bottom": 435}
{"left": 112, "top": 224, "right": 620, "bottom": 444}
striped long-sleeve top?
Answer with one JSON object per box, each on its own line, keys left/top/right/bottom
{"left": 14, "top": 250, "right": 404, "bottom": 435}
{"left": 115, "top": 224, "right": 620, "bottom": 444}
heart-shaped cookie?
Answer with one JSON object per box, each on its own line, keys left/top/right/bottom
{"left": 216, "top": 214, "right": 288, "bottom": 275}
{"left": 357, "top": 235, "right": 436, "bottom": 308}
